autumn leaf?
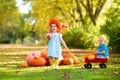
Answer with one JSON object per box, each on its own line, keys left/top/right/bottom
{"left": 113, "top": 71, "right": 119, "bottom": 76}
{"left": 61, "top": 73, "right": 71, "bottom": 79}
{"left": 14, "top": 69, "right": 20, "bottom": 74}
{"left": 103, "top": 72, "right": 107, "bottom": 75}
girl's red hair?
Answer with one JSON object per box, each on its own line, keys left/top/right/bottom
{"left": 48, "top": 19, "right": 62, "bottom": 33}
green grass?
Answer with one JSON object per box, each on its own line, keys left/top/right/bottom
{"left": 0, "top": 47, "right": 120, "bottom": 80}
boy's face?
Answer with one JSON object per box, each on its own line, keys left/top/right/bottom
{"left": 50, "top": 24, "right": 58, "bottom": 33}
{"left": 98, "top": 38, "right": 105, "bottom": 45}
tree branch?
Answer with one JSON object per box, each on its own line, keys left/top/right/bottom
{"left": 55, "top": 6, "right": 68, "bottom": 21}
{"left": 75, "top": 0, "right": 85, "bottom": 25}
{"left": 94, "top": 0, "right": 107, "bottom": 19}
{"left": 86, "top": 0, "right": 96, "bottom": 25}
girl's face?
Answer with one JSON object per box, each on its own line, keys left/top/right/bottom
{"left": 50, "top": 24, "right": 58, "bottom": 33}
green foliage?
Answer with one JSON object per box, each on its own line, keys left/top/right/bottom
{"left": 23, "top": 0, "right": 108, "bottom": 45}
{"left": 63, "top": 25, "right": 100, "bottom": 49}
{"left": 0, "top": 0, "right": 24, "bottom": 43}
{"left": 101, "top": 1, "right": 120, "bottom": 52}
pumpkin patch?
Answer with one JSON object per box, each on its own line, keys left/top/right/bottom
{"left": 25, "top": 50, "right": 79, "bottom": 67}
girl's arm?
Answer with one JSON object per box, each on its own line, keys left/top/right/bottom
{"left": 60, "top": 36, "right": 68, "bottom": 49}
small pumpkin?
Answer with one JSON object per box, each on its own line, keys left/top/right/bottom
{"left": 21, "top": 63, "right": 28, "bottom": 67}
{"left": 84, "top": 53, "right": 96, "bottom": 60}
{"left": 88, "top": 54, "right": 96, "bottom": 60}
{"left": 63, "top": 58, "right": 74, "bottom": 65}
{"left": 47, "top": 35, "right": 51, "bottom": 40}
{"left": 84, "top": 53, "right": 95, "bottom": 58}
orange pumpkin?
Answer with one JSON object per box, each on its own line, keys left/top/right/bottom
{"left": 59, "top": 56, "right": 63, "bottom": 65}
{"left": 38, "top": 57, "right": 46, "bottom": 66}
{"left": 21, "top": 63, "right": 28, "bottom": 67}
{"left": 63, "top": 53, "right": 72, "bottom": 58}
{"left": 40, "top": 50, "right": 50, "bottom": 65}
{"left": 63, "top": 53, "right": 79, "bottom": 64}
{"left": 73, "top": 56, "right": 79, "bottom": 64}
{"left": 46, "top": 58, "right": 50, "bottom": 65}
{"left": 84, "top": 53, "right": 95, "bottom": 59}
{"left": 47, "top": 35, "right": 51, "bottom": 40}
{"left": 59, "top": 60, "right": 63, "bottom": 65}
{"left": 26, "top": 51, "right": 46, "bottom": 66}
{"left": 88, "top": 54, "right": 96, "bottom": 60}
{"left": 41, "top": 50, "right": 48, "bottom": 59}
{"left": 63, "top": 58, "right": 74, "bottom": 65}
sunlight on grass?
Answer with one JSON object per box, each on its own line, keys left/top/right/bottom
{"left": 0, "top": 47, "right": 120, "bottom": 80}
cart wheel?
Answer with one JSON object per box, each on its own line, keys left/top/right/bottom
{"left": 99, "top": 63, "right": 107, "bottom": 68}
{"left": 84, "top": 63, "right": 92, "bottom": 69}
{"left": 84, "top": 64, "right": 87, "bottom": 68}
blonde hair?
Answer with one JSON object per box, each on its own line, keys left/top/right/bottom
{"left": 99, "top": 35, "right": 106, "bottom": 41}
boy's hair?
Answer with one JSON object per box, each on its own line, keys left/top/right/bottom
{"left": 99, "top": 35, "right": 106, "bottom": 41}
{"left": 48, "top": 19, "right": 62, "bottom": 33}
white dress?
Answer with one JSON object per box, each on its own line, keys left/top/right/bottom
{"left": 48, "top": 33, "right": 62, "bottom": 60}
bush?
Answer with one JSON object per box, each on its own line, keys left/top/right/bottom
{"left": 63, "top": 25, "right": 100, "bottom": 49}
{"left": 101, "top": 7, "right": 120, "bottom": 52}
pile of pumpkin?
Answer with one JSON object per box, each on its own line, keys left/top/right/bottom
{"left": 21, "top": 50, "right": 79, "bottom": 67}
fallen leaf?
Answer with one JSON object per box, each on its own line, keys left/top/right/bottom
{"left": 61, "top": 73, "right": 71, "bottom": 79}
{"left": 103, "top": 72, "right": 107, "bottom": 75}
{"left": 15, "top": 69, "right": 20, "bottom": 74}
{"left": 96, "top": 72, "right": 100, "bottom": 74}
{"left": 113, "top": 71, "right": 119, "bottom": 76}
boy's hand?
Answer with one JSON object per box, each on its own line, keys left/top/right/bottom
{"left": 93, "top": 50, "right": 97, "bottom": 54}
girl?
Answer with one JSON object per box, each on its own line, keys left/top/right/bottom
{"left": 46, "top": 19, "right": 68, "bottom": 69}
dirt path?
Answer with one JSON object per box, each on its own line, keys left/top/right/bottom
{"left": 0, "top": 44, "right": 47, "bottom": 48}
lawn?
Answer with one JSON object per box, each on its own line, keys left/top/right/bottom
{"left": 0, "top": 45, "right": 120, "bottom": 80}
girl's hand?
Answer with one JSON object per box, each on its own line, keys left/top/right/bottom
{"left": 47, "top": 35, "right": 51, "bottom": 40}
{"left": 46, "top": 33, "right": 51, "bottom": 40}
{"left": 64, "top": 45, "right": 68, "bottom": 49}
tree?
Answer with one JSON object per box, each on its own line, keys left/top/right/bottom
{"left": 75, "top": 0, "right": 107, "bottom": 26}
{"left": 23, "top": 0, "right": 113, "bottom": 46}
{"left": 24, "top": 0, "right": 107, "bottom": 33}
{"left": 101, "top": 0, "right": 120, "bottom": 52}
{"left": 0, "top": 0, "right": 22, "bottom": 43}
